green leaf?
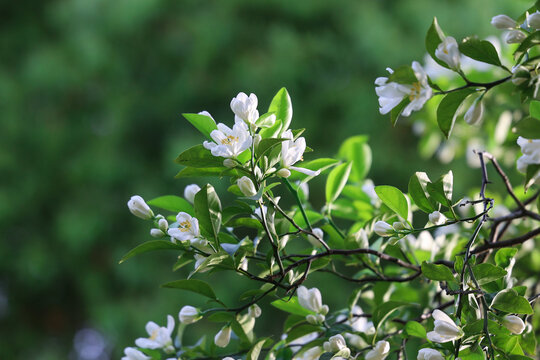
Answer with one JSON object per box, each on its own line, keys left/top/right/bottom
{"left": 287, "top": 158, "right": 340, "bottom": 181}
{"left": 206, "top": 311, "right": 235, "bottom": 322}
{"left": 531, "top": 100, "right": 540, "bottom": 119}
{"left": 437, "top": 88, "right": 477, "bottom": 138}
{"left": 271, "top": 297, "right": 314, "bottom": 317}
{"left": 230, "top": 319, "right": 251, "bottom": 345}
{"left": 175, "top": 166, "right": 239, "bottom": 178}
{"left": 525, "top": 164, "right": 540, "bottom": 191}
{"left": 255, "top": 112, "right": 277, "bottom": 128}
{"left": 459, "top": 37, "right": 502, "bottom": 67}
{"left": 194, "top": 184, "right": 222, "bottom": 241}
{"left": 426, "top": 171, "right": 453, "bottom": 206}
{"left": 259, "top": 119, "right": 282, "bottom": 139}
{"left": 390, "top": 97, "right": 411, "bottom": 126}
{"left": 147, "top": 195, "right": 194, "bottom": 214}
{"left": 408, "top": 172, "right": 435, "bottom": 213}
{"left": 338, "top": 136, "right": 372, "bottom": 182}
{"left": 491, "top": 289, "right": 533, "bottom": 314}
{"left": 471, "top": 263, "right": 507, "bottom": 285}
{"left": 119, "top": 240, "right": 181, "bottom": 264}
{"left": 161, "top": 279, "right": 217, "bottom": 299}
{"left": 425, "top": 17, "right": 448, "bottom": 68}
{"left": 175, "top": 144, "right": 224, "bottom": 168}
{"left": 512, "top": 116, "right": 540, "bottom": 138}
{"left": 375, "top": 185, "right": 409, "bottom": 219}
{"left": 514, "top": 31, "right": 540, "bottom": 63}
{"left": 421, "top": 261, "right": 455, "bottom": 282}
{"left": 372, "top": 300, "right": 409, "bottom": 328}
{"left": 182, "top": 113, "right": 217, "bottom": 140}
{"left": 387, "top": 65, "right": 417, "bottom": 84}
{"left": 269, "top": 88, "right": 293, "bottom": 134}
{"left": 405, "top": 321, "right": 427, "bottom": 338}
{"left": 255, "top": 138, "right": 286, "bottom": 159}
{"left": 325, "top": 161, "right": 353, "bottom": 204}
{"left": 246, "top": 338, "right": 270, "bottom": 360}
{"left": 494, "top": 248, "right": 518, "bottom": 269}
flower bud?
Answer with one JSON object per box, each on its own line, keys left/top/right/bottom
{"left": 373, "top": 221, "right": 394, "bottom": 237}
{"left": 505, "top": 30, "right": 526, "bottom": 44}
{"left": 248, "top": 304, "right": 262, "bottom": 318}
{"left": 223, "top": 159, "right": 236, "bottom": 168}
{"left": 503, "top": 315, "right": 525, "bottom": 334}
{"left": 179, "top": 305, "right": 202, "bottom": 324}
{"left": 158, "top": 218, "right": 168, "bottom": 232}
{"left": 306, "top": 314, "right": 325, "bottom": 325}
{"left": 323, "top": 334, "right": 349, "bottom": 357}
{"left": 307, "top": 228, "right": 324, "bottom": 247}
{"left": 214, "top": 326, "right": 231, "bottom": 347}
{"left": 365, "top": 340, "right": 390, "bottom": 360}
{"left": 528, "top": 11, "right": 540, "bottom": 29}
{"left": 491, "top": 14, "right": 517, "bottom": 29}
{"left": 429, "top": 211, "right": 447, "bottom": 225}
{"left": 276, "top": 168, "right": 291, "bottom": 178}
{"left": 184, "top": 184, "right": 201, "bottom": 204}
{"left": 392, "top": 221, "right": 408, "bottom": 231}
{"left": 150, "top": 228, "right": 165, "bottom": 238}
{"left": 127, "top": 195, "right": 154, "bottom": 220}
{"left": 464, "top": 99, "right": 484, "bottom": 125}
{"left": 417, "top": 348, "right": 444, "bottom": 360}
{"left": 237, "top": 176, "right": 257, "bottom": 197}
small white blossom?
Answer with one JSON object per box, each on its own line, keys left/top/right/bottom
{"left": 214, "top": 326, "right": 232, "bottom": 348}
{"left": 127, "top": 196, "right": 154, "bottom": 220}
{"left": 179, "top": 306, "right": 201, "bottom": 324}
{"left": 435, "top": 36, "right": 460, "bottom": 69}
{"left": 528, "top": 11, "right": 540, "bottom": 29}
{"left": 365, "top": 340, "right": 390, "bottom": 360}
{"left": 167, "top": 212, "right": 200, "bottom": 242}
{"left": 517, "top": 136, "right": 540, "bottom": 184}
{"left": 491, "top": 14, "right": 517, "bottom": 29}
{"left": 184, "top": 184, "right": 201, "bottom": 204}
{"left": 150, "top": 228, "right": 165, "bottom": 238}
{"left": 230, "top": 92, "right": 259, "bottom": 125}
{"left": 237, "top": 176, "right": 258, "bottom": 197}
{"left": 203, "top": 119, "right": 252, "bottom": 158}
{"left": 464, "top": 98, "right": 484, "bottom": 125}
{"left": 307, "top": 228, "right": 324, "bottom": 247}
{"left": 122, "top": 347, "right": 151, "bottom": 360}
{"left": 428, "top": 211, "right": 447, "bottom": 225}
{"left": 276, "top": 168, "right": 291, "bottom": 178}
{"left": 503, "top": 315, "right": 526, "bottom": 334}
{"left": 375, "top": 61, "right": 432, "bottom": 117}
{"left": 248, "top": 304, "right": 262, "bottom": 318}
{"left": 505, "top": 30, "right": 526, "bottom": 44}
{"left": 158, "top": 218, "right": 168, "bottom": 232}
{"left": 427, "top": 309, "right": 464, "bottom": 343}
{"left": 374, "top": 221, "right": 394, "bottom": 237}
{"left": 417, "top": 348, "right": 444, "bottom": 360}
{"left": 135, "top": 315, "right": 175, "bottom": 352}
{"left": 297, "top": 286, "right": 329, "bottom": 315}
{"left": 323, "top": 334, "right": 350, "bottom": 358}
{"left": 280, "top": 130, "right": 320, "bottom": 177}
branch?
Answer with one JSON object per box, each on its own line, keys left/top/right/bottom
{"left": 471, "top": 227, "right": 540, "bottom": 255}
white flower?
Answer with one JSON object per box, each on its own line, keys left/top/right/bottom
{"left": 365, "top": 340, "right": 390, "bottom": 360}
{"left": 184, "top": 184, "right": 201, "bottom": 204}
{"left": 127, "top": 195, "right": 154, "bottom": 220}
{"left": 417, "top": 348, "right": 444, "bottom": 360}
{"left": 435, "top": 36, "right": 460, "bottom": 69}
{"left": 280, "top": 130, "right": 321, "bottom": 176}
{"left": 428, "top": 211, "right": 447, "bottom": 225}
{"left": 230, "top": 92, "right": 259, "bottom": 124}
{"left": 214, "top": 326, "right": 231, "bottom": 347}
{"left": 167, "top": 212, "right": 200, "bottom": 242}
{"left": 362, "top": 179, "right": 379, "bottom": 205}
{"left": 135, "top": 315, "right": 175, "bottom": 352}
{"left": 464, "top": 98, "right": 484, "bottom": 125}
{"left": 503, "top": 315, "right": 526, "bottom": 334}
{"left": 179, "top": 306, "right": 201, "bottom": 324}
{"left": 349, "top": 306, "right": 375, "bottom": 334}
{"left": 528, "top": 11, "right": 540, "bottom": 29}
{"left": 427, "top": 309, "right": 464, "bottom": 343}
{"left": 307, "top": 228, "right": 324, "bottom": 247}
{"left": 296, "top": 346, "right": 323, "bottom": 360}
{"left": 237, "top": 176, "right": 258, "bottom": 197}
{"left": 203, "top": 118, "right": 252, "bottom": 158}
{"left": 122, "top": 347, "right": 151, "bottom": 360}
{"left": 297, "top": 286, "right": 329, "bottom": 315}
{"left": 517, "top": 136, "right": 540, "bottom": 184}
{"left": 248, "top": 304, "right": 262, "bottom": 318}
{"left": 505, "top": 30, "right": 526, "bottom": 44}
{"left": 374, "top": 221, "right": 394, "bottom": 237}
{"left": 375, "top": 61, "right": 432, "bottom": 117}
{"left": 491, "top": 15, "right": 517, "bottom": 29}
{"left": 323, "top": 334, "right": 350, "bottom": 358}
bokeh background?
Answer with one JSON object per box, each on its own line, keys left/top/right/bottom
{"left": 0, "top": 0, "right": 527, "bottom": 358}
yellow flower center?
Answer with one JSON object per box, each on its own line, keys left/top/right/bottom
{"left": 443, "top": 46, "right": 449, "bottom": 55}
{"left": 179, "top": 221, "right": 192, "bottom": 232}
{"left": 221, "top": 135, "right": 239, "bottom": 145}
{"left": 409, "top": 82, "right": 422, "bottom": 101}
{"left": 150, "top": 329, "right": 159, "bottom": 340}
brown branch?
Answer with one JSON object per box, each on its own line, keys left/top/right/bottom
{"left": 471, "top": 227, "right": 540, "bottom": 255}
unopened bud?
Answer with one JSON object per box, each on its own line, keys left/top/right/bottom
{"left": 429, "top": 210, "right": 447, "bottom": 225}
{"left": 528, "top": 11, "right": 540, "bottom": 29}
{"left": 127, "top": 195, "right": 154, "bottom": 220}
{"left": 237, "top": 176, "right": 257, "bottom": 197}
{"left": 179, "top": 305, "right": 202, "bottom": 324}
{"left": 277, "top": 168, "right": 291, "bottom": 178}
{"left": 491, "top": 14, "right": 517, "bottom": 29}
{"left": 505, "top": 30, "right": 526, "bottom": 44}
{"left": 503, "top": 315, "right": 526, "bottom": 334}
{"left": 464, "top": 99, "right": 484, "bottom": 125}
{"left": 158, "top": 218, "right": 168, "bottom": 232}
{"left": 214, "top": 326, "right": 231, "bottom": 348}
{"left": 374, "top": 221, "right": 394, "bottom": 237}
{"left": 248, "top": 304, "right": 262, "bottom": 318}
{"left": 223, "top": 158, "right": 236, "bottom": 168}
{"left": 150, "top": 228, "right": 164, "bottom": 238}
{"left": 392, "top": 221, "right": 408, "bottom": 231}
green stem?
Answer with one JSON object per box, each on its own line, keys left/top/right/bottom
{"left": 281, "top": 178, "right": 312, "bottom": 231}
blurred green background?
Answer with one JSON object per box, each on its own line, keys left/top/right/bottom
{"left": 0, "top": 0, "right": 526, "bottom": 358}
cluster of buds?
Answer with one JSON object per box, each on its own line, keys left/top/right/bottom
{"left": 297, "top": 286, "right": 329, "bottom": 325}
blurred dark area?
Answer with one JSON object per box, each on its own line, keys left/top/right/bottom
{"left": 0, "top": 0, "right": 524, "bottom": 358}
